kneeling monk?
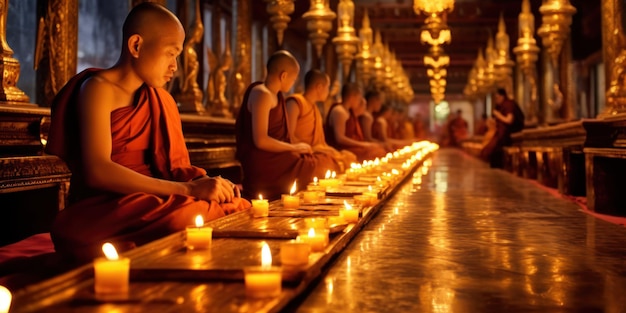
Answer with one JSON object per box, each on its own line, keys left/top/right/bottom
{"left": 45, "top": 3, "right": 249, "bottom": 261}
{"left": 236, "top": 51, "right": 340, "bottom": 200}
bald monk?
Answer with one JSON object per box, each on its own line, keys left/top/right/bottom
{"left": 236, "top": 51, "right": 340, "bottom": 200}
{"left": 285, "top": 70, "right": 357, "bottom": 171}
{"left": 358, "top": 90, "right": 384, "bottom": 142}
{"left": 372, "top": 105, "right": 412, "bottom": 150}
{"left": 325, "top": 83, "right": 387, "bottom": 162}
{"left": 45, "top": 3, "right": 249, "bottom": 261}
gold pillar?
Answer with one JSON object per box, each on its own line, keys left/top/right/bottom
{"left": 35, "top": 0, "right": 78, "bottom": 107}
{"left": 176, "top": 0, "right": 205, "bottom": 114}
{"left": 601, "top": 0, "right": 626, "bottom": 117}
{"left": 0, "top": 0, "right": 30, "bottom": 104}
{"left": 232, "top": 0, "right": 251, "bottom": 117}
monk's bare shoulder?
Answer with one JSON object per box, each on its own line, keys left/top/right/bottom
{"left": 330, "top": 104, "right": 349, "bottom": 124}
{"left": 80, "top": 73, "right": 134, "bottom": 112}
{"left": 248, "top": 84, "right": 277, "bottom": 111}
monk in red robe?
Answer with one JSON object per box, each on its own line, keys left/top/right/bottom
{"left": 236, "top": 51, "right": 339, "bottom": 200}
{"left": 324, "top": 83, "right": 387, "bottom": 162}
{"left": 285, "top": 69, "right": 356, "bottom": 171}
{"left": 372, "top": 105, "right": 412, "bottom": 150}
{"left": 45, "top": 3, "right": 249, "bottom": 261}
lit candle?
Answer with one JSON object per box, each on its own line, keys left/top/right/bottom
{"left": 251, "top": 194, "right": 269, "bottom": 217}
{"left": 280, "top": 239, "right": 311, "bottom": 266}
{"left": 319, "top": 170, "right": 341, "bottom": 188}
{"left": 186, "top": 215, "right": 212, "bottom": 250}
{"left": 340, "top": 200, "right": 359, "bottom": 223}
{"left": 363, "top": 185, "right": 379, "bottom": 204}
{"left": 94, "top": 243, "right": 130, "bottom": 295}
{"left": 303, "top": 217, "right": 328, "bottom": 229}
{"left": 245, "top": 242, "right": 282, "bottom": 298}
{"left": 282, "top": 180, "right": 300, "bottom": 208}
{"left": 307, "top": 177, "right": 326, "bottom": 193}
{"left": 298, "top": 228, "right": 328, "bottom": 252}
{"left": 0, "top": 285, "right": 11, "bottom": 313}
{"left": 302, "top": 190, "right": 318, "bottom": 204}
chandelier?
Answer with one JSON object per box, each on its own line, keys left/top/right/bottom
{"left": 413, "top": 0, "right": 454, "bottom": 15}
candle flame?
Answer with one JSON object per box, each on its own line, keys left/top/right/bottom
{"left": 368, "top": 185, "right": 373, "bottom": 192}
{"left": 343, "top": 200, "right": 353, "bottom": 210}
{"left": 308, "top": 228, "right": 316, "bottom": 237}
{"left": 261, "top": 242, "right": 272, "bottom": 268}
{"left": 377, "top": 176, "right": 382, "bottom": 182}
{"left": 290, "top": 180, "right": 297, "bottom": 195}
{"left": 313, "top": 177, "right": 318, "bottom": 184}
{"left": 102, "top": 242, "right": 119, "bottom": 261}
{"left": 259, "top": 194, "right": 264, "bottom": 200}
{"left": 331, "top": 171, "right": 336, "bottom": 178}
{"left": 195, "top": 215, "right": 204, "bottom": 227}
{"left": 0, "top": 285, "right": 10, "bottom": 313}
{"left": 325, "top": 170, "right": 331, "bottom": 179}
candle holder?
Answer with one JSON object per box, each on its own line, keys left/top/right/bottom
{"left": 251, "top": 195, "right": 269, "bottom": 218}
{"left": 94, "top": 243, "right": 130, "bottom": 296}
{"left": 297, "top": 228, "right": 329, "bottom": 252}
{"left": 186, "top": 215, "right": 212, "bottom": 250}
{"left": 245, "top": 243, "right": 282, "bottom": 298}
{"left": 280, "top": 240, "right": 311, "bottom": 266}
{"left": 302, "top": 190, "right": 319, "bottom": 204}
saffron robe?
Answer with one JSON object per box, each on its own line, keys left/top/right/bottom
{"left": 324, "top": 103, "right": 387, "bottom": 162}
{"left": 236, "top": 82, "right": 340, "bottom": 201}
{"left": 46, "top": 69, "right": 249, "bottom": 261}
{"left": 286, "top": 94, "right": 356, "bottom": 170}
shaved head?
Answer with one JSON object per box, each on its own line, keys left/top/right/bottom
{"left": 304, "top": 69, "right": 329, "bottom": 91}
{"left": 267, "top": 50, "right": 299, "bottom": 75}
{"left": 341, "top": 82, "right": 362, "bottom": 100}
{"left": 123, "top": 3, "right": 182, "bottom": 44}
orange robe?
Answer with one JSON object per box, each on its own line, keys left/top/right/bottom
{"left": 324, "top": 103, "right": 387, "bottom": 162}
{"left": 286, "top": 94, "right": 356, "bottom": 170}
{"left": 46, "top": 69, "right": 249, "bottom": 261}
{"left": 236, "top": 82, "right": 340, "bottom": 201}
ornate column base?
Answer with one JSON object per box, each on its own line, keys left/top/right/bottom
{"left": 211, "top": 101, "right": 233, "bottom": 118}
{"left": 0, "top": 56, "right": 30, "bottom": 104}
{"left": 177, "top": 92, "right": 205, "bottom": 114}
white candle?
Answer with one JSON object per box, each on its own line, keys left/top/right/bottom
{"left": 280, "top": 240, "right": 311, "bottom": 266}
{"left": 94, "top": 243, "right": 130, "bottom": 295}
{"left": 0, "top": 285, "right": 11, "bottom": 313}
{"left": 251, "top": 194, "right": 269, "bottom": 217}
{"left": 282, "top": 180, "right": 300, "bottom": 208}
{"left": 245, "top": 242, "right": 282, "bottom": 298}
{"left": 186, "top": 215, "right": 213, "bottom": 250}
{"left": 298, "top": 228, "right": 328, "bottom": 252}
{"left": 340, "top": 200, "right": 359, "bottom": 223}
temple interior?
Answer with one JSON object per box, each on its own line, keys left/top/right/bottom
{"left": 1, "top": 0, "right": 626, "bottom": 312}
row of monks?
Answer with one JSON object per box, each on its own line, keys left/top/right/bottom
{"left": 236, "top": 50, "right": 415, "bottom": 202}
{"left": 42, "top": 3, "right": 418, "bottom": 262}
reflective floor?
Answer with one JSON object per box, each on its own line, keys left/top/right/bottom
{"left": 295, "top": 149, "right": 626, "bottom": 313}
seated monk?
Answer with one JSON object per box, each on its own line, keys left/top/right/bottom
{"left": 372, "top": 105, "right": 413, "bottom": 150}
{"left": 45, "top": 3, "right": 250, "bottom": 261}
{"left": 358, "top": 90, "right": 384, "bottom": 143}
{"left": 324, "top": 83, "right": 387, "bottom": 162}
{"left": 285, "top": 69, "right": 357, "bottom": 171}
{"left": 236, "top": 51, "right": 340, "bottom": 200}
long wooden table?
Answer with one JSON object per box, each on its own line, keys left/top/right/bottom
{"left": 9, "top": 145, "right": 436, "bottom": 313}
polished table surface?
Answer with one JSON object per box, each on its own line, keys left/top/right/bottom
{"left": 295, "top": 149, "right": 626, "bottom": 312}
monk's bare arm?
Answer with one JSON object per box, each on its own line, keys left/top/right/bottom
{"left": 77, "top": 78, "right": 234, "bottom": 202}
{"left": 249, "top": 88, "right": 311, "bottom": 153}
{"left": 360, "top": 114, "right": 374, "bottom": 141}
{"left": 493, "top": 110, "right": 513, "bottom": 124}
{"left": 330, "top": 107, "right": 371, "bottom": 148}
{"left": 285, "top": 98, "right": 301, "bottom": 143}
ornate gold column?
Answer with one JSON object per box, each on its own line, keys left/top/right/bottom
{"left": 175, "top": 0, "right": 205, "bottom": 114}
{"left": 232, "top": 0, "right": 251, "bottom": 117}
{"left": 332, "top": 0, "right": 358, "bottom": 82}
{"left": 601, "top": 0, "right": 626, "bottom": 117}
{"left": 513, "top": 0, "right": 540, "bottom": 124}
{"left": 264, "top": 0, "right": 294, "bottom": 47}
{"left": 0, "top": 0, "right": 30, "bottom": 104}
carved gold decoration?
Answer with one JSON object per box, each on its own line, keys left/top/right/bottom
{"left": 303, "top": 0, "right": 336, "bottom": 59}
{"left": 494, "top": 13, "right": 515, "bottom": 97}
{"left": 537, "top": 0, "right": 576, "bottom": 66}
{"left": 264, "top": 0, "right": 294, "bottom": 46}
{"left": 371, "top": 30, "right": 385, "bottom": 90}
{"left": 177, "top": 0, "right": 205, "bottom": 114}
{"left": 600, "top": 0, "right": 626, "bottom": 117}
{"left": 513, "top": 0, "right": 540, "bottom": 123}
{"left": 413, "top": 0, "right": 454, "bottom": 15}
{"left": 332, "top": 0, "right": 359, "bottom": 81}
{"left": 355, "top": 9, "right": 373, "bottom": 88}
{"left": 0, "top": 0, "right": 30, "bottom": 104}
{"left": 208, "top": 32, "right": 233, "bottom": 118}
{"left": 34, "top": 0, "right": 78, "bottom": 107}
{"left": 483, "top": 37, "right": 497, "bottom": 91}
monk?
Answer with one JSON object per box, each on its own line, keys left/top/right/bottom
{"left": 372, "top": 105, "right": 412, "bottom": 150}
{"left": 285, "top": 69, "right": 357, "bottom": 171}
{"left": 358, "top": 90, "right": 384, "bottom": 142}
{"left": 236, "top": 51, "right": 339, "bottom": 200}
{"left": 45, "top": 3, "right": 249, "bottom": 261}
{"left": 325, "top": 83, "right": 387, "bottom": 162}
